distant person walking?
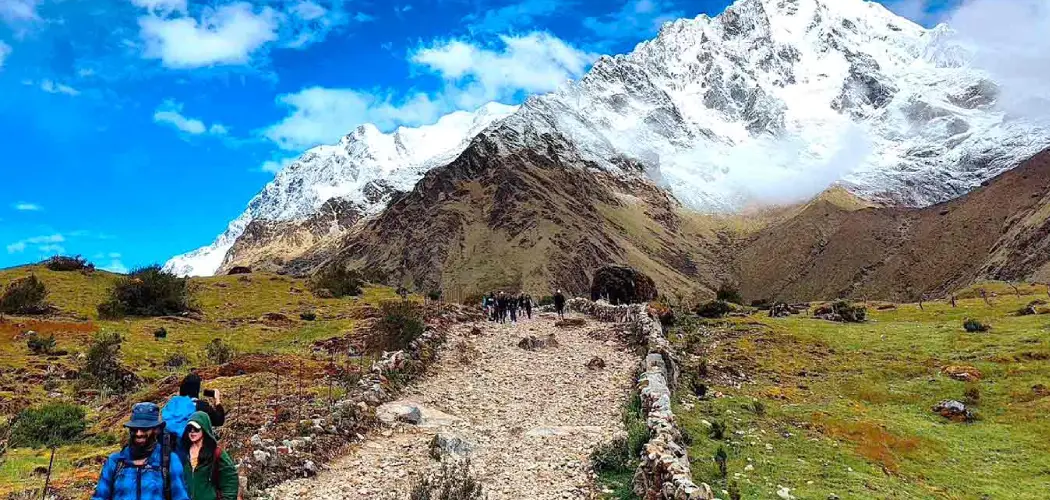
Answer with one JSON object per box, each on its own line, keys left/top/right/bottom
{"left": 524, "top": 294, "right": 533, "bottom": 320}
{"left": 554, "top": 289, "right": 566, "bottom": 319}
{"left": 92, "top": 402, "right": 191, "bottom": 500}
{"left": 179, "top": 412, "right": 239, "bottom": 500}
{"left": 177, "top": 373, "right": 226, "bottom": 428}
{"left": 509, "top": 294, "right": 518, "bottom": 323}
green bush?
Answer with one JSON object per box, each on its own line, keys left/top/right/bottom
{"left": 9, "top": 403, "right": 86, "bottom": 448}
{"left": 163, "top": 352, "right": 190, "bottom": 369}
{"left": 590, "top": 436, "right": 632, "bottom": 473}
{"left": 0, "top": 275, "right": 49, "bottom": 314}
{"left": 404, "top": 459, "right": 484, "bottom": 500}
{"left": 205, "top": 338, "right": 235, "bottom": 365}
{"left": 709, "top": 420, "right": 727, "bottom": 440}
{"left": 714, "top": 446, "right": 728, "bottom": 478}
{"left": 832, "top": 300, "right": 867, "bottom": 322}
{"left": 310, "top": 265, "right": 363, "bottom": 298}
{"left": 97, "top": 265, "right": 192, "bottom": 319}
{"left": 728, "top": 480, "right": 742, "bottom": 500}
{"left": 374, "top": 300, "right": 425, "bottom": 352}
{"left": 44, "top": 255, "right": 94, "bottom": 272}
{"left": 26, "top": 332, "right": 56, "bottom": 355}
{"left": 716, "top": 283, "right": 743, "bottom": 305}
{"left": 81, "top": 332, "right": 138, "bottom": 393}
{"left": 964, "top": 318, "right": 990, "bottom": 333}
{"left": 695, "top": 300, "right": 732, "bottom": 318}
{"left": 750, "top": 399, "right": 766, "bottom": 416}
{"left": 537, "top": 295, "right": 555, "bottom": 307}
{"left": 427, "top": 290, "right": 442, "bottom": 302}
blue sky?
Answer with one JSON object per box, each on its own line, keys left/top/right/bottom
{"left": 0, "top": 0, "right": 948, "bottom": 272}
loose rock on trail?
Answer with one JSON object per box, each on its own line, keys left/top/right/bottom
{"left": 271, "top": 313, "right": 636, "bottom": 499}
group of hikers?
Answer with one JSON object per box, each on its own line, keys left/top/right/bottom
{"left": 92, "top": 372, "right": 239, "bottom": 500}
{"left": 482, "top": 289, "right": 567, "bottom": 322}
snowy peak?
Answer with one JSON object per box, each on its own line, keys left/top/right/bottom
{"left": 162, "top": 102, "right": 518, "bottom": 277}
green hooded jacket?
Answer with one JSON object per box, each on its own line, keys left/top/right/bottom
{"left": 181, "top": 411, "right": 239, "bottom": 500}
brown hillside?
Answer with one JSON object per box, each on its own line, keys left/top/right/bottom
{"left": 737, "top": 148, "right": 1050, "bottom": 302}
{"left": 294, "top": 132, "right": 736, "bottom": 300}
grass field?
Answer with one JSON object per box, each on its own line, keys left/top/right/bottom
{"left": 0, "top": 264, "right": 403, "bottom": 495}
{"left": 672, "top": 283, "right": 1050, "bottom": 499}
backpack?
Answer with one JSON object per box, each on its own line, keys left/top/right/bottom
{"left": 162, "top": 395, "right": 197, "bottom": 440}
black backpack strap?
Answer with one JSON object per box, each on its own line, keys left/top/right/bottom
{"left": 159, "top": 424, "right": 172, "bottom": 500}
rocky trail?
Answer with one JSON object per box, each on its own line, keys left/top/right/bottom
{"left": 271, "top": 313, "right": 637, "bottom": 499}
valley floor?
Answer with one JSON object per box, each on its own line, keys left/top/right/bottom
{"left": 272, "top": 314, "right": 636, "bottom": 499}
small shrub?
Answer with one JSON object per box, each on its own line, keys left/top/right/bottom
{"left": 300, "top": 311, "right": 317, "bottom": 321}
{"left": 714, "top": 446, "right": 728, "bottom": 478}
{"left": 373, "top": 300, "right": 425, "bottom": 353}
{"left": 964, "top": 318, "right": 990, "bottom": 333}
{"left": 81, "top": 332, "right": 138, "bottom": 393}
{"left": 695, "top": 300, "right": 732, "bottom": 319}
{"left": 153, "top": 327, "right": 168, "bottom": 340}
{"left": 205, "top": 338, "right": 235, "bottom": 365}
{"left": 427, "top": 290, "right": 442, "bottom": 302}
{"left": 833, "top": 301, "right": 867, "bottom": 322}
{"left": 750, "top": 399, "right": 766, "bottom": 416}
{"left": 310, "top": 265, "right": 363, "bottom": 298}
{"left": 537, "top": 295, "right": 555, "bottom": 307}
{"left": 964, "top": 384, "right": 981, "bottom": 406}
{"left": 26, "top": 332, "right": 56, "bottom": 355}
{"left": 0, "top": 275, "right": 49, "bottom": 314}
{"left": 590, "top": 436, "right": 632, "bottom": 473}
{"left": 690, "top": 378, "right": 707, "bottom": 399}
{"left": 9, "top": 403, "right": 86, "bottom": 448}
{"left": 163, "top": 352, "right": 189, "bottom": 369}
{"left": 716, "top": 283, "right": 743, "bottom": 305}
{"left": 43, "top": 255, "right": 93, "bottom": 272}
{"left": 709, "top": 420, "right": 727, "bottom": 440}
{"left": 624, "top": 410, "right": 649, "bottom": 461}
{"left": 404, "top": 459, "right": 484, "bottom": 500}
{"left": 728, "top": 480, "right": 742, "bottom": 500}
{"left": 98, "top": 265, "right": 192, "bottom": 318}
{"left": 750, "top": 298, "right": 772, "bottom": 310}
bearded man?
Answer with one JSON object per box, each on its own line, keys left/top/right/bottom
{"left": 92, "top": 402, "right": 191, "bottom": 500}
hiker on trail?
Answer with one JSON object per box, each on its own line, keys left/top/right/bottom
{"left": 509, "top": 293, "right": 518, "bottom": 323}
{"left": 554, "top": 289, "right": 566, "bottom": 319}
{"left": 179, "top": 412, "right": 239, "bottom": 500}
{"left": 524, "top": 294, "right": 533, "bottom": 320}
{"left": 178, "top": 373, "right": 226, "bottom": 428}
{"left": 92, "top": 402, "right": 191, "bottom": 500}
{"left": 496, "top": 292, "right": 506, "bottom": 324}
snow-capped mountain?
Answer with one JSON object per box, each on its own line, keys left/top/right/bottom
{"left": 163, "top": 102, "right": 517, "bottom": 276}
{"left": 166, "top": 0, "right": 1050, "bottom": 277}
{"left": 485, "top": 0, "right": 1047, "bottom": 211}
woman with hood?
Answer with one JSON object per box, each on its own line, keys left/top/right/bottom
{"left": 180, "top": 411, "right": 239, "bottom": 500}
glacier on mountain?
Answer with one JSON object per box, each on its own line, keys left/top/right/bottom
{"left": 165, "top": 0, "right": 1049, "bottom": 277}
{"left": 163, "top": 102, "right": 517, "bottom": 277}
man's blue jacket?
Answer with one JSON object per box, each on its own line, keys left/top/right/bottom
{"left": 91, "top": 444, "right": 190, "bottom": 500}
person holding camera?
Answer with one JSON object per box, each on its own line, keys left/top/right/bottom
{"left": 178, "top": 372, "right": 226, "bottom": 427}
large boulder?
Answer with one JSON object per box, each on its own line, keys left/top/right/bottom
{"left": 589, "top": 265, "right": 658, "bottom": 305}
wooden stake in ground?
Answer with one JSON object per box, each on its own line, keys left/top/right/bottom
{"left": 41, "top": 446, "right": 55, "bottom": 500}
{"left": 951, "top": 295, "right": 957, "bottom": 308}
{"left": 298, "top": 360, "right": 304, "bottom": 423}
{"left": 918, "top": 295, "right": 925, "bottom": 311}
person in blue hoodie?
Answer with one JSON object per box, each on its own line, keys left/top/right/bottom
{"left": 92, "top": 402, "right": 191, "bottom": 500}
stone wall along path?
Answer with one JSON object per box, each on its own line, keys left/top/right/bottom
{"left": 271, "top": 313, "right": 636, "bottom": 499}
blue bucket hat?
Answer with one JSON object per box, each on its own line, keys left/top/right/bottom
{"left": 124, "top": 402, "right": 162, "bottom": 429}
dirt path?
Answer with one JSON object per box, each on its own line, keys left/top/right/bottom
{"left": 271, "top": 313, "right": 636, "bottom": 499}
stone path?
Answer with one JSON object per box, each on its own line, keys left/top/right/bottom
{"left": 271, "top": 313, "right": 636, "bottom": 499}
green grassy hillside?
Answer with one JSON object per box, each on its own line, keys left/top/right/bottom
{"left": 0, "top": 265, "right": 402, "bottom": 496}
{"left": 673, "top": 284, "right": 1050, "bottom": 499}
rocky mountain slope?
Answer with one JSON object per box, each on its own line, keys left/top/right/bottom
{"left": 163, "top": 103, "right": 517, "bottom": 276}
{"left": 166, "top": 0, "right": 1049, "bottom": 300}
{"left": 737, "top": 148, "right": 1050, "bottom": 302}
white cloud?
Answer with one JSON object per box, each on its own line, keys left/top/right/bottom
{"left": 7, "top": 234, "right": 64, "bottom": 254}
{"left": 13, "top": 202, "right": 40, "bottom": 211}
{"left": 290, "top": 1, "right": 326, "bottom": 21}
{"left": 0, "top": 0, "right": 40, "bottom": 25}
{"left": 101, "top": 258, "right": 129, "bottom": 274}
{"left": 584, "top": 0, "right": 681, "bottom": 40}
{"left": 944, "top": 0, "right": 1050, "bottom": 124}
{"left": 264, "top": 32, "right": 594, "bottom": 150}
{"left": 265, "top": 88, "right": 443, "bottom": 150}
{"left": 37, "top": 244, "right": 65, "bottom": 255}
{"left": 131, "top": 0, "right": 188, "bottom": 15}
{"left": 412, "top": 32, "right": 597, "bottom": 108}
{"left": 40, "top": 79, "right": 80, "bottom": 96}
{"left": 0, "top": 41, "right": 11, "bottom": 69}
{"left": 261, "top": 157, "right": 298, "bottom": 173}
{"left": 138, "top": 2, "right": 280, "bottom": 68}
{"left": 153, "top": 100, "right": 229, "bottom": 136}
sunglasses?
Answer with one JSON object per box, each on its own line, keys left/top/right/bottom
{"left": 187, "top": 427, "right": 203, "bottom": 433}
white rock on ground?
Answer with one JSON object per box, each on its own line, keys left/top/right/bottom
{"left": 270, "top": 314, "right": 636, "bottom": 499}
